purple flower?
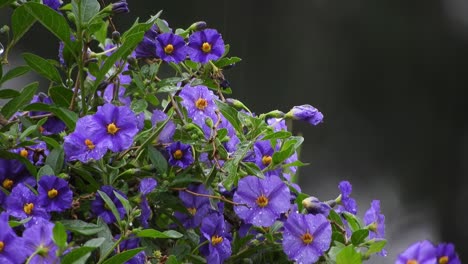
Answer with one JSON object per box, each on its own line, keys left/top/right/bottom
{"left": 187, "top": 29, "right": 225, "bottom": 64}
{"left": 282, "top": 212, "right": 332, "bottom": 264}
{"left": 302, "top": 196, "right": 331, "bottom": 216}
{"left": 363, "top": 200, "right": 386, "bottom": 239}
{"left": 155, "top": 33, "right": 187, "bottom": 63}
{"left": 30, "top": 94, "right": 66, "bottom": 135}
{"left": 179, "top": 84, "right": 218, "bottom": 129}
{"left": 139, "top": 178, "right": 157, "bottom": 228}
{"left": 0, "top": 158, "right": 34, "bottom": 191}
{"left": 6, "top": 183, "right": 49, "bottom": 223}
{"left": 43, "top": 0, "right": 61, "bottom": 11}
{"left": 37, "top": 175, "right": 73, "bottom": 212}
{"left": 233, "top": 176, "right": 291, "bottom": 227}
{"left": 166, "top": 142, "right": 194, "bottom": 169}
{"left": 23, "top": 222, "right": 59, "bottom": 264}
{"left": 111, "top": 0, "right": 129, "bottom": 14}
{"left": 174, "top": 184, "right": 210, "bottom": 228}
{"left": 64, "top": 116, "right": 108, "bottom": 163}
{"left": 337, "top": 181, "right": 358, "bottom": 215}
{"left": 0, "top": 212, "right": 26, "bottom": 264}
{"left": 267, "top": 118, "right": 288, "bottom": 132}
{"left": 252, "top": 140, "right": 276, "bottom": 170}
{"left": 286, "top": 104, "right": 324, "bottom": 125}
{"left": 116, "top": 235, "right": 146, "bottom": 264}
{"left": 436, "top": 243, "right": 460, "bottom": 264}
{"left": 84, "top": 104, "right": 139, "bottom": 152}
{"left": 91, "top": 185, "right": 127, "bottom": 224}
{"left": 200, "top": 213, "right": 231, "bottom": 264}
{"left": 151, "top": 110, "right": 175, "bottom": 143}
{"left": 135, "top": 25, "right": 160, "bottom": 58}
{"left": 16, "top": 141, "right": 49, "bottom": 166}
{"left": 396, "top": 240, "right": 437, "bottom": 264}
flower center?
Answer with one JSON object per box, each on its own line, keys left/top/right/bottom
{"left": 407, "top": 260, "right": 419, "bottom": 264}
{"left": 439, "top": 256, "right": 449, "bottom": 264}
{"left": 164, "top": 44, "right": 174, "bottom": 54}
{"left": 301, "top": 232, "right": 314, "bottom": 244}
{"left": 20, "top": 149, "right": 28, "bottom": 158}
{"left": 256, "top": 194, "right": 269, "bottom": 207}
{"left": 0, "top": 241, "right": 4, "bottom": 252}
{"left": 187, "top": 207, "right": 197, "bottom": 215}
{"left": 85, "top": 139, "right": 95, "bottom": 150}
{"left": 37, "top": 244, "right": 49, "bottom": 257}
{"left": 211, "top": 235, "right": 223, "bottom": 246}
{"left": 173, "top": 149, "right": 183, "bottom": 160}
{"left": 195, "top": 98, "right": 208, "bottom": 110}
{"left": 48, "top": 188, "right": 59, "bottom": 199}
{"left": 2, "top": 179, "right": 13, "bottom": 190}
{"left": 23, "top": 203, "right": 34, "bottom": 215}
{"left": 107, "top": 122, "right": 120, "bottom": 135}
{"left": 262, "top": 155, "right": 272, "bottom": 166}
{"left": 38, "top": 126, "right": 45, "bottom": 133}
{"left": 201, "top": 42, "right": 211, "bottom": 53}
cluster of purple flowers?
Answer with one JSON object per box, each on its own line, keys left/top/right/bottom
{"left": 396, "top": 240, "right": 460, "bottom": 264}
{"left": 136, "top": 26, "right": 225, "bottom": 64}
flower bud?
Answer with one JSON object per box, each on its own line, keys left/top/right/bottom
{"left": 285, "top": 104, "right": 323, "bottom": 126}
{"left": 188, "top": 21, "right": 207, "bottom": 31}
{"left": 302, "top": 196, "right": 331, "bottom": 216}
{"left": 112, "top": 31, "right": 121, "bottom": 43}
{"left": 0, "top": 25, "right": 9, "bottom": 34}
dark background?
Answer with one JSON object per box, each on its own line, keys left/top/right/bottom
{"left": 2, "top": 0, "right": 468, "bottom": 262}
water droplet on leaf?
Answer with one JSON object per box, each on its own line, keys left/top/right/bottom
{"left": 0, "top": 42, "right": 4, "bottom": 55}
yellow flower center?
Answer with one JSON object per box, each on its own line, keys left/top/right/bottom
{"left": 107, "top": 122, "right": 120, "bottom": 135}
{"left": 2, "top": 179, "right": 13, "bottom": 190}
{"left": 262, "top": 155, "right": 272, "bottom": 166}
{"left": 23, "top": 203, "right": 34, "bottom": 215}
{"left": 187, "top": 207, "right": 197, "bottom": 215}
{"left": 439, "top": 256, "right": 449, "bottom": 264}
{"left": 301, "top": 232, "right": 314, "bottom": 244}
{"left": 85, "top": 139, "right": 95, "bottom": 150}
{"left": 195, "top": 98, "right": 208, "bottom": 110}
{"left": 256, "top": 194, "right": 269, "bottom": 207}
{"left": 407, "top": 260, "right": 419, "bottom": 264}
{"left": 201, "top": 42, "right": 211, "bottom": 53}
{"left": 20, "top": 149, "right": 28, "bottom": 158}
{"left": 164, "top": 44, "right": 174, "bottom": 54}
{"left": 0, "top": 241, "right": 4, "bottom": 252}
{"left": 211, "top": 235, "right": 223, "bottom": 246}
{"left": 173, "top": 149, "right": 183, "bottom": 160}
{"left": 48, "top": 188, "right": 58, "bottom": 199}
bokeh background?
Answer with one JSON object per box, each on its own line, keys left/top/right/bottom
{"left": 2, "top": 0, "right": 468, "bottom": 262}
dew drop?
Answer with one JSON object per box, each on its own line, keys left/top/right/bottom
{"left": 0, "top": 42, "right": 4, "bottom": 56}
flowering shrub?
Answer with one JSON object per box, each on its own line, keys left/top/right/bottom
{"left": 0, "top": 1, "right": 461, "bottom": 263}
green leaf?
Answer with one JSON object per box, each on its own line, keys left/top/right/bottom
{"left": 97, "top": 190, "right": 121, "bottom": 223}
{"left": 84, "top": 237, "right": 106, "bottom": 248}
{"left": 37, "top": 165, "right": 55, "bottom": 178}
{"left": 215, "top": 100, "right": 243, "bottom": 135}
{"left": 49, "top": 86, "right": 74, "bottom": 107}
{"left": 328, "top": 209, "right": 344, "bottom": 227}
{"left": 241, "top": 162, "right": 264, "bottom": 179}
{"left": 23, "top": 53, "right": 62, "bottom": 83}
{"left": 165, "top": 255, "right": 181, "bottom": 264}
{"left": 101, "top": 248, "right": 144, "bottom": 264}
{"left": 61, "top": 220, "right": 105, "bottom": 235}
{"left": 136, "top": 229, "right": 183, "bottom": 239}
{"left": 0, "top": 0, "right": 15, "bottom": 8}
{"left": 72, "top": 0, "right": 100, "bottom": 26}
{"left": 45, "top": 147, "right": 64, "bottom": 174}
{"left": 155, "top": 18, "right": 170, "bottom": 33}
{"left": 262, "top": 131, "right": 292, "bottom": 140}
{"left": 50, "top": 107, "right": 78, "bottom": 130}
{"left": 11, "top": 4, "right": 36, "bottom": 44}
{"left": 0, "top": 89, "right": 20, "bottom": 99}
{"left": 61, "top": 246, "right": 97, "bottom": 264}
{"left": 0, "top": 66, "right": 30, "bottom": 86}
{"left": 365, "top": 240, "right": 387, "bottom": 256}
{"left": 342, "top": 212, "right": 362, "bottom": 232}
{"left": 1, "top": 82, "right": 38, "bottom": 119}
{"left": 53, "top": 222, "right": 67, "bottom": 249}
{"left": 22, "top": 2, "right": 73, "bottom": 47}
{"left": 214, "top": 57, "right": 242, "bottom": 68}
{"left": 336, "top": 246, "right": 362, "bottom": 264}
{"left": 113, "top": 191, "right": 131, "bottom": 216}
{"left": 147, "top": 146, "right": 168, "bottom": 175}
{"left": 351, "top": 229, "right": 369, "bottom": 246}
{"left": 130, "top": 99, "right": 148, "bottom": 113}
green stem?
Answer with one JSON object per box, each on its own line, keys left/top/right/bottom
{"left": 96, "top": 236, "right": 124, "bottom": 264}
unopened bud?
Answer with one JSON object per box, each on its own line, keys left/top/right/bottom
{"left": 0, "top": 25, "right": 10, "bottom": 34}
{"left": 189, "top": 21, "right": 207, "bottom": 31}
{"left": 112, "top": 31, "right": 121, "bottom": 43}
{"left": 302, "top": 196, "right": 331, "bottom": 215}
